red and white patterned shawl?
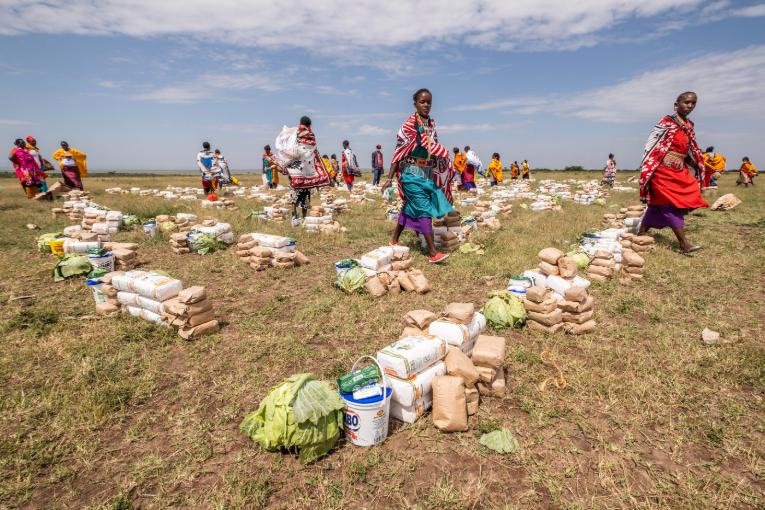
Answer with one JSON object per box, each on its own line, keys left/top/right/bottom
{"left": 391, "top": 113, "right": 454, "bottom": 203}
{"left": 289, "top": 124, "right": 330, "bottom": 189}
{"left": 639, "top": 115, "right": 704, "bottom": 201}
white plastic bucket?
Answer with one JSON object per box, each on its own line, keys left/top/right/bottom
{"left": 335, "top": 261, "right": 357, "bottom": 277}
{"left": 86, "top": 279, "right": 107, "bottom": 305}
{"left": 341, "top": 356, "right": 391, "bottom": 447}
{"left": 87, "top": 252, "right": 115, "bottom": 272}
{"left": 143, "top": 221, "right": 157, "bottom": 237}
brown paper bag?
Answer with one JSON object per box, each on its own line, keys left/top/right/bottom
{"left": 586, "top": 272, "right": 608, "bottom": 282}
{"left": 364, "top": 276, "right": 387, "bottom": 297}
{"left": 444, "top": 303, "right": 475, "bottom": 323}
{"left": 250, "top": 246, "right": 273, "bottom": 258}
{"left": 409, "top": 271, "right": 431, "bottom": 294}
{"left": 624, "top": 265, "right": 644, "bottom": 275}
{"left": 95, "top": 302, "right": 119, "bottom": 315}
{"left": 387, "top": 279, "right": 401, "bottom": 295}
{"left": 400, "top": 326, "right": 423, "bottom": 338}
{"left": 558, "top": 295, "right": 594, "bottom": 313}
{"left": 432, "top": 376, "right": 468, "bottom": 432}
{"left": 557, "top": 257, "right": 578, "bottom": 278}
{"left": 527, "top": 309, "right": 562, "bottom": 327}
{"left": 397, "top": 272, "right": 415, "bottom": 292}
{"left": 561, "top": 309, "right": 594, "bottom": 324}
{"left": 564, "top": 286, "right": 588, "bottom": 303}
{"left": 465, "top": 384, "right": 479, "bottom": 415}
{"left": 587, "top": 265, "right": 613, "bottom": 277}
{"left": 391, "top": 259, "right": 413, "bottom": 271}
{"left": 523, "top": 298, "right": 557, "bottom": 314}
{"left": 563, "top": 320, "right": 597, "bottom": 335}
{"left": 538, "top": 247, "right": 563, "bottom": 265}
{"left": 476, "top": 365, "right": 496, "bottom": 384}
{"left": 590, "top": 258, "right": 615, "bottom": 268}
{"left": 621, "top": 249, "right": 645, "bottom": 267}
{"left": 445, "top": 348, "right": 480, "bottom": 386}
{"left": 538, "top": 261, "right": 560, "bottom": 276}
{"left": 472, "top": 335, "right": 507, "bottom": 368}
{"left": 188, "top": 309, "right": 216, "bottom": 327}
{"left": 633, "top": 235, "right": 655, "bottom": 246}
{"left": 178, "top": 286, "right": 207, "bottom": 304}
{"left": 179, "top": 319, "right": 220, "bottom": 340}
{"left": 404, "top": 309, "right": 436, "bottom": 329}
{"left": 526, "top": 286, "right": 552, "bottom": 304}
{"left": 478, "top": 368, "right": 506, "bottom": 396}
{"left": 294, "top": 250, "right": 310, "bottom": 266}
{"left": 527, "top": 320, "right": 564, "bottom": 333}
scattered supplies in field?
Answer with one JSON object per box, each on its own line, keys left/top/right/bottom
{"left": 339, "top": 245, "right": 430, "bottom": 297}
{"left": 236, "top": 233, "right": 308, "bottom": 271}
{"left": 303, "top": 205, "right": 345, "bottom": 234}
{"left": 711, "top": 193, "right": 742, "bottom": 211}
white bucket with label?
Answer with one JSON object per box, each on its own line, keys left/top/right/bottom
{"left": 86, "top": 279, "right": 107, "bottom": 305}
{"left": 87, "top": 252, "right": 115, "bottom": 272}
{"left": 340, "top": 356, "right": 391, "bottom": 447}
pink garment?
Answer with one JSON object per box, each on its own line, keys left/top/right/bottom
{"left": 9, "top": 147, "right": 42, "bottom": 186}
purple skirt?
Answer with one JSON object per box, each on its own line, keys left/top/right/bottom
{"left": 641, "top": 204, "right": 686, "bottom": 229}
{"left": 398, "top": 212, "right": 433, "bottom": 235}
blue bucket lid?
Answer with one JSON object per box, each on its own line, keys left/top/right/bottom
{"left": 340, "top": 386, "right": 392, "bottom": 405}
{"left": 86, "top": 279, "right": 103, "bottom": 286}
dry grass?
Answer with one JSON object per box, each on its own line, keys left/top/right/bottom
{"left": 0, "top": 172, "right": 763, "bottom": 509}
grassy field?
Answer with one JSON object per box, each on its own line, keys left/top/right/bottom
{"left": 0, "top": 172, "right": 763, "bottom": 510}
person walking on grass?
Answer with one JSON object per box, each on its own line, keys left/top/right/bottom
{"left": 382, "top": 88, "right": 452, "bottom": 264}
{"left": 341, "top": 140, "right": 360, "bottom": 191}
{"left": 602, "top": 153, "right": 617, "bottom": 187}
{"left": 9, "top": 138, "right": 44, "bottom": 198}
{"left": 521, "top": 159, "right": 530, "bottom": 179}
{"left": 371, "top": 144, "right": 384, "bottom": 186}
{"left": 196, "top": 141, "right": 217, "bottom": 197}
{"left": 280, "top": 116, "right": 330, "bottom": 222}
{"left": 487, "top": 153, "right": 503, "bottom": 186}
{"left": 737, "top": 157, "right": 757, "bottom": 187}
{"left": 330, "top": 154, "right": 340, "bottom": 186}
{"left": 52, "top": 141, "right": 87, "bottom": 190}
{"left": 638, "top": 91, "right": 708, "bottom": 254}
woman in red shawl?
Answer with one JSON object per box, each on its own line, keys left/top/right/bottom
{"left": 638, "top": 91, "right": 708, "bottom": 254}
{"left": 8, "top": 138, "right": 44, "bottom": 198}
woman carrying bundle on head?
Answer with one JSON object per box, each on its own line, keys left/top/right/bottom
{"left": 382, "top": 88, "right": 453, "bottom": 264}
{"left": 638, "top": 91, "right": 708, "bottom": 254}
{"left": 280, "top": 116, "right": 330, "bottom": 221}
{"left": 737, "top": 157, "right": 757, "bottom": 187}
{"left": 8, "top": 138, "right": 44, "bottom": 198}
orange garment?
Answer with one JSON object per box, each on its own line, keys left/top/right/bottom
{"left": 453, "top": 152, "right": 467, "bottom": 174}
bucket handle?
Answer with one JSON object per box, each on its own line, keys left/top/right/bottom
{"left": 350, "top": 355, "right": 389, "bottom": 410}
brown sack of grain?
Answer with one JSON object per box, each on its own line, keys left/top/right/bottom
{"left": 465, "top": 384, "right": 480, "bottom": 415}
{"left": 250, "top": 246, "right": 273, "bottom": 258}
{"left": 538, "top": 247, "right": 563, "bottom": 265}
{"left": 478, "top": 368, "right": 506, "bottom": 396}
{"left": 472, "top": 335, "right": 507, "bottom": 368}
{"left": 587, "top": 264, "right": 613, "bottom": 277}
{"left": 527, "top": 309, "right": 562, "bottom": 327}
{"left": 178, "top": 286, "right": 207, "bottom": 304}
{"left": 397, "top": 272, "right": 415, "bottom": 292}
{"left": 522, "top": 298, "right": 558, "bottom": 314}
{"left": 527, "top": 320, "right": 564, "bottom": 334}
{"left": 557, "top": 257, "right": 578, "bottom": 278}
{"left": 404, "top": 309, "right": 436, "bottom": 329}
{"left": 364, "top": 276, "right": 387, "bottom": 297}
{"left": 445, "top": 348, "right": 480, "bottom": 386}
{"left": 586, "top": 272, "right": 608, "bottom": 282}
{"left": 476, "top": 365, "right": 496, "bottom": 384}
{"left": 409, "top": 270, "right": 431, "bottom": 294}
{"left": 561, "top": 309, "right": 595, "bottom": 324}
{"left": 526, "top": 286, "right": 552, "bottom": 303}
{"left": 187, "top": 309, "right": 216, "bottom": 327}
{"left": 391, "top": 259, "right": 413, "bottom": 271}
{"left": 294, "top": 250, "right": 310, "bottom": 266}
{"left": 432, "top": 375, "right": 468, "bottom": 432}
{"left": 563, "top": 320, "right": 597, "bottom": 335}
{"left": 564, "top": 286, "right": 588, "bottom": 303}
{"left": 538, "top": 261, "right": 560, "bottom": 276}
{"left": 400, "top": 326, "right": 423, "bottom": 338}
{"left": 558, "top": 295, "right": 595, "bottom": 313}
{"left": 179, "top": 319, "right": 220, "bottom": 340}
{"left": 443, "top": 302, "right": 475, "bottom": 323}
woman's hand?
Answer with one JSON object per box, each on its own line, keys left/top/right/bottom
{"left": 381, "top": 177, "right": 393, "bottom": 192}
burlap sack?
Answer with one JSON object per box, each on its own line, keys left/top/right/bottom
{"left": 564, "top": 286, "right": 587, "bottom": 303}
{"left": 538, "top": 247, "right": 563, "bottom": 265}
{"left": 587, "top": 265, "right": 613, "bottom": 277}
{"left": 478, "top": 367, "right": 506, "bottom": 396}
{"left": 188, "top": 309, "right": 216, "bottom": 327}
{"left": 472, "top": 335, "right": 507, "bottom": 368}
{"left": 561, "top": 309, "right": 594, "bottom": 324}
{"left": 586, "top": 272, "right": 608, "bottom": 282}
{"left": 444, "top": 303, "right": 475, "bottom": 323}
{"left": 250, "top": 246, "right": 272, "bottom": 258}
{"left": 400, "top": 326, "right": 423, "bottom": 338}
{"left": 465, "top": 385, "right": 479, "bottom": 415}
{"left": 404, "top": 309, "right": 436, "bottom": 329}
{"left": 178, "top": 286, "right": 207, "bottom": 304}
{"left": 538, "top": 261, "right": 560, "bottom": 276}
{"left": 590, "top": 258, "right": 615, "bottom": 268}
{"left": 621, "top": 250, "right": 645, "bottom": 267}
{"left": 397, "top": 272, "right": 415, "bottom": 292}
{"left": 523, "top": 298, "right": 557, "bottom": 313}
{"left": 527, "top": 309, "right": 562, "bottom": 327}
{"left": 409, "top": 271, "right": 431, "bottom": 294}
{"left": 364, "top": 276, "right": 387, "bottom": 297}
{"left": 445, "top": 348, "right": 480, "bottom": 386}
{"left": 391, "top": 259, "right": 413, "bottom": 271}
{"left": 432, "top": 375, "right": 468, "bottom": 432}
{"left": 527, "top": 320, "right": 564, "bottom": 333}
{"left": 563, "top": 320, "right": 597, "bottom": 335}
{"left": 526, "top": 286, "right": 552, "bottom": 303}
{"left": 476, "top": 365, "right": 496, "bottom": 383}
{"left": 179, "top": 319, "right": 219, "bottom": 340}
{"left": 557, "top": 257, "right": 578, "bottom": 278}
{"left": 558, "top": 295, "right": 594, "bottom": 313}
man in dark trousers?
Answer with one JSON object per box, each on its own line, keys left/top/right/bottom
{"left": 371, "top": 144, "right": 384, "bottom": 186}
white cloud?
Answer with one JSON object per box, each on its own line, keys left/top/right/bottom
{"left": 0, "top": 0, "right": 707, "bottom": 55}
{"left": 438, "top": 123, "right": 501, "bottom": 134}
{"left": 96, "top": 80, "right": 122, "bottom": 89}
{"left": 132, "top": 72, "right": 283, "bottom": 103}
{"left": 0, "top": 118, "right": 33, "bottom": 126}
{"left": 357, "top": 124, "right": 387, "bottom": 136}
{"left": 452, "top": 45, "right": 765, "bottom": 123}
{"left": 732, "top": 3, "right": 765, "bottom": 16}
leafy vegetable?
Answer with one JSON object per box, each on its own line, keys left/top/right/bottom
{"left": 240, "top": 373, "right": 345, "bottom": 464}
{"left": 334, "top": 267, "right": 367, "bottom": 293}
{"left": 122, "top": 214, "right": 140, "bottom": 228}
{"left": 459, "top": 242, "right": 485, "bottom": 255}
{"left": 53, "top": 254, "right": 92, "bottom": 282}
{"left": 482, "top": 290, "right": 526, "bottom": 328}
{"left": 480, "top": 428, "right": 519, "bottom": 454}
{"left": 189, "top": 233, "right": 225, "bottom": 255}
{"left": 37, "top": 233, "right": 62, "bottom": 254}
{"left": 161, "top": 221, "right": 178, "bottom": 233}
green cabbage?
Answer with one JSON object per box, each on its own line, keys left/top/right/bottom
{"left": 482, "top": 290, "right": 526, "bottom": 328}
{"left": 566, "top": 251, "right": 591, "bottom": 270}
{"left": 189, "top": 233, "right": 225, "bottom": 255}
{"left": 161, "top": 221, "right": 178, "bottom": 232}
{"left": 53, "top": 254, "right": 92, "bottom": 282}
{"left": 335, "top": 266, "right": 367, "bottom": 294}
{"left": 480, "top": 428, "right": 519, "bottom": 454}
{"left": 240, "top": 373, "right": 345, "bottom": 464}
{"left": 122, "top": 214, "right": 140, "bottom": 228}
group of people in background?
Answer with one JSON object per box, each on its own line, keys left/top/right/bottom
{"left": 8, "top": 136, "right": 87, "bottom": 198}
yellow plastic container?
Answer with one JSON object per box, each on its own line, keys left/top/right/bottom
{"left": 49, "top": 238, "right": 65, "bottom": 256}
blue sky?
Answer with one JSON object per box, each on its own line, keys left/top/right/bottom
{"left": 1, "top": 0, "right": 764, "bottom": 171}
